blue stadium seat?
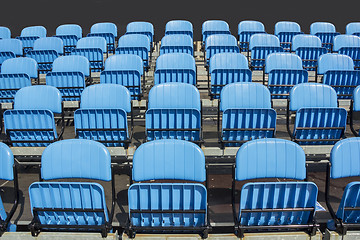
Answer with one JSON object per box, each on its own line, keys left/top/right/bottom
{"left": 265, "top": 52, "right": 308, "bottom": 98}
{"left": 55, "top": 24, "right": 82, "bottom": 55}
{"left": 71, "top": 36, "right": 106, "bottom": 72}
{"left": 249, "top": 33, "right": 283, "bottom": 71}
{"left": 202, "top": 20, "right": 231, "bottom": 44}
{"left": 160, "top": 34, "right": 193, "bottom": 55}
{"left": 287, "top": 83, "right": 347, "bottom": 145}
{"left": 274, "top": 21, "right": 303, "bottom": 51}
{"left": 3, "top": 85, "right": 64, "bottom": 147}
{"left": 100, "top": 54, "right": 144, "bottom": 100}
{"left": 0, "top": 142, "right": 19, "bottom": 233}
{"left": 116, "top": 34, "right": 150, "bottom": 68}
{"left": 28, "top": 139, "right": 114, "bottom": 237}
{"left": 165, "top": 20, "right": 193, "bottom": 38}
{"left": 205, "top": 34, "right": 239, "bottom": 65}
{"left": 125, "top": 21, "right": 154, "bottom": 50}
{"left": 87, "top": 22, "right": 117, "bottom": 53}
{"left": 127, "top": 139, "right": 209, "bottom": 238}
{"left": 310, "top": 22, "right": 340, "bottom": 52}
{"left": 26, "top": 37, "right": 64, "bottom": 74}
{"left": 16, "top": 26, "right": 47, "bottom": 54}
{"left": 350, "top": 86, "right": 360, "bottom": 136}
{"left": 317, "top": 53, "right": 360, "bottom": 98}
{"left": 209, "top": 52, "right": 252, "bottom": 99}
{"left": 154, "top": 53, "right": 196, "bottom": 85}
{"left": 325, "top": 137, "right": 360, "bottom": 235}
{"left": 74, "top": 84, "right": 133, "bottom": 147}
{"left": 0, "top": 27, "right": 11, "bottom": 39}
{"left": 46, "top": 55, "right": 90, "bottom": 101}
{"left": 333, "top": 34, "right": 360, "bottom": 69}
{"left": 233, "top": 138, "right": 318, "bottom": 238}
{"left": 292, "top": 34, "right": 328, "bottom": 71}
{"left": 146, "top": 83, "right": 202, "bottom": 143}
{"left": 346, "top": 22, "right": 360, "bottom": 36}
{"left": 219, "top": 82, "right": 276, "bottom": 147}
{"left": 0, "top": 39, "right": 23, "bottom": 67}
{"left": 238, "top": 20, "right": 266, "bottom": 54}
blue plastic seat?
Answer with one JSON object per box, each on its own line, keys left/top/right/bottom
{"left": 238, "top": 20, "right": 266, "bottom": 53}
{"left": 317, "top": 53, "right": 359, "bottom": 99}
{"left": 16, "top": 26, "right": 46, "bottom": 54}
{"left": 205, "top": 34, "right": 239, "bottom": 65}
{"left": 100, "top": 54, "right": 144, "bottom": 100}
{"left": 0, "top": 39, "right": 23, "bottom": 67}
{"left": 202, "top": 20, "right": 231, "bottom": 44}
{"left": 350, "top": 86, "right": 360, "bottom": 136}
{"left": 28, "top": 139, "right": 114, "bottom": 237}
{"left": 71, "top": 36, "right": 106, "bottom": 72}
{"left": 87, "top": 22, "right": 117, "bottom": 53}
{"left": 125, "top": 21, "right": 154, "bottom": 47}
{"left": 165, "top": 20, "right": 193, "bottom": 38}
{"left": 287, "top": 83, "right": 347, "bottom": 145}
{"left": 209, "top": 53, "right": 252, "bottom": 99}
{"left": 292, "top": 34, "right": 328, "bottom": 71}
{"left": 160, "top": 34, "right": 193, "bottom": 55}
{"left": 310, "top": 22, "right": 340, "bottom": 52}
{"left": 0, "top": 27, "right": 11, "bottom": 39}
{"left": 233, "top": 138, "right": 318, "bottom": 238}
{"left": 3, "top": 85, "right": 63, "bottom": 147}
{"left": 346, "top": 22, "right": 360, "bottom": 36}
{"left": 46, "top": 55, "right": 90, "bottom": 101}
{"left": 146, "top": 83, "right": 202, "bottom": 143}
{"left": 55, "top": 24, "right": 82, "bottom": 55}
{"left": 154, "top": 53, "right": 196, "bottom": 85}
{"left": 333, "top": 34, "right": 360, "bottom": 69}
{"left": 219, "top": 82, "right": 276, "bottom": 147}
{"left": 249, "top": 33, "right": 283, "bottom": 71}
{"left": 127, "top": 139, "right": 209, "bottom": 238}
{"left": 74, "top": 84, "right": 133, "bottom": 147}
{"left": 265, "top": 52, "right": 308, "bottom": 98}
{"left": 274, "top": 21, "right": 303, "bottom": 51}
{"left": 26, "top": 37, "right": 64, "bottom": 74}
{"left": 116, "top": 34, "right": 150, "bottom": 68}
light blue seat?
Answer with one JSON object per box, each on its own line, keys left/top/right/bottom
{"left": 71, "top": 36, "right": 106, "bottom": 72}
{"left": 317, "top": 53, "right": 359, "bottom": 99}
{"left": 238, "top": 20, "right": 266, "bottom": 53}
{"left": 100, "top": 54, "right": 144, "bottom": 100}
{"left": 46, "top": 55, "right": 89, "bottom": 101}
{"left": 1, "top": 57, "right": 38, "bottom": 79}
{"left": 205, "top": 34, "right": 239, "bottom": 65}
{"left": 202, "top": 20, "right": 231, "bottom": 44}
{"left": 116, "top": 34, "right": 150, "bottom": 68}
{"left": 333, "top": 34, "right": 360, "bottom": 69}
{"left": 287, "top": 83, "right": 347, "bottom": 145}
{"left": 265, "top": 52, "right": 308, "bottom": 98}
{"left": 126, "top": 21, "right": 154, "bottom": 48}
{"left": 209, "top": 52, "right": 252, "bottom": 99}
{"left": 74, "top": 84, "right": 132, "bottom": 147}
{"left": 28, "top": 139, "right": 114, "bottom": 237}
{"left": 249, "top": 33, "right": 283, "bottom": 71}
{"left": 274, "top": 21, "right": 303, "bottom": 51}
{"left": 3, "top": 85, "right": 63, "bottom": 147}
{"left": 16, "top": 26, "right": 46, "bottom": 54}
{"left": 26, "top": 37, "right": 64, "bottom": 74}
{"left": 146, "top": 83, "right": 202, "bottom": 143}
{"left": 233, "top": 138, "right": 318, "bottom": 238}
{"left": 346, "top": 22, "right": 360, "bottom": 36}
{"left": 127, "top": 139, "right": 209, "bottom": 238}
{"left": 310, "top": 22, "right": 340, "bottom": 52}
{"left": 0, "top": 27, "right": 11, "bottom": 39}
{"left": 154, "top": 53, "right": 196, "bottom": 85}
{"left": 0, "top": 39, "right": 23, "bottom": 67}
{"left": 165, "top": 20, "right": 193, "bottom": 38}
{"left": 55, "top": 24, "right": 82, "bottom": 55}
{"left": 87, "top": 22, "right": 117, "bottom": 53}
{"left": 160, "top": 34, "right": 193, "bottom": 55}
{"left": 292, "top": 34, "right": 328, "bottom": 71}
{"left": 350, "top": 86, "right": 360, "bottom": 136}
{"left": 219, "top": 82, "right": 276, "bottom": 147}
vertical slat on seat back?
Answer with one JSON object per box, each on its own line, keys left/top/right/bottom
{"left": 1, "top": 57, "right": 38, "bottom": 79}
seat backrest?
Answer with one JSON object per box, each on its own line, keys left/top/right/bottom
{"left": 148, "top": 82, "right": 200, "bottom": 110}
{"left": 126, "top": 21, "right": 154, "bottom": 36}
{"left": 1, "top": 57, "right": 38, "bottom": 78}
{"left": 249, "top": 33, "right": 280, "bottom": 50}
{"left": 161, "top": 34, "right": 193, "bottom": 47}
{"left": 118, "top": 34, "right": 150, "bottom": 52}
{"left": 20, "top": 26, "right": 46, "bottom": 38}
{"left": 33, "top": 37, "right": 64, "bottom": 54}
{"left": 80, "top": 84, "right": 131, "bottom": 112}
{"left": 41, "top": 139, "right": 111, "bottom": 181}
{"left": 0, "top": 142, "right": 14, "bottom": 181}
{"left": 205, "top": 34, "right": 237, "bottom": 48}
{"left": 0, "top": 38, "right": 23, "bottom": 56}
{"left": 353, "top": 86, "right": 360, "bottom": 111}
{"left": 333, "top": 34, "right": 360, "bottom": 52}
{"left": 76, "top": 36, "right": 107, "bottom": 53}
{"left": 0, "top": 26, "right": 10, "bottom": 39}
{"left": 238, "top": 20, "right": 265, "bottom": 34}
{"left": 220, "top": 82, "right": 271, "bottom": 111}
{"left": 209, "top": 52, "right": 249, "bottom": 72}
{"left": 51, "top": 55, "right": 90, "bottom": 76}
{"left": 318, "top": 53, "right": 354, "bottom": 74}
{"left": 265, "top": 52, "right": 303, "bottom": 73}
{"left": 202, "top": 20, "right": 230, "bottom": 34}
{"left": 289, "top": 83, "right": 338, "bottom": 111}
{"left": 104, "top": 54, "right": 143, "bottom": 74}
{"left": 165, "top": 20, "right": 193, "bottom": 36}
{"left": 13, "top": 85, "right": 62, "bottom": 113}
{"left": 56, "top": 24, "right": 82, "bottom": 38}
{"left": 346, "top": 22, "right": 360, "bottom": 35}
{"left": 155, "top": 53, "right": 195, "bottom": 71}
{"left": 274, "top": 21, "right": 301, "bottom": 35}
{"left": 310, "top": 22, "right": 336, "bottom": 34}
{"left": 90, "top": 22, "right": 117, "bottom": 37}
{"left": 235, "top": 138, "right": 306, "bottom": 181}
{"left": 292, "top": 34, "right": 323, "bottom": 51}
{"left": 132, "top": 139, "right": 205, "bottom": 182}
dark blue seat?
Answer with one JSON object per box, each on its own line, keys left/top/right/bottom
{"left": 274, "top": 21, "right": 303, "bottom": 51}
{"left": 55, "top": 24, "right": 82, "bottom": 55}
